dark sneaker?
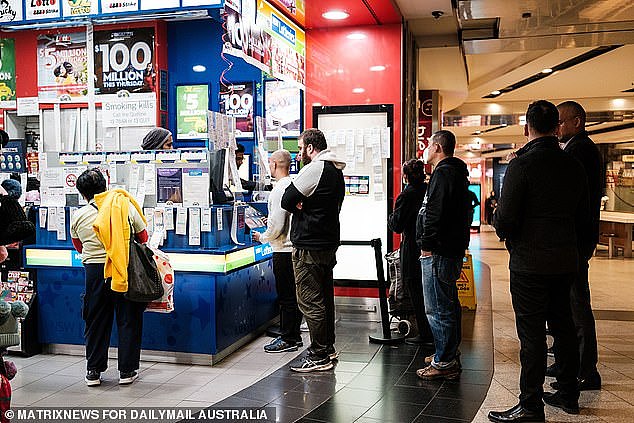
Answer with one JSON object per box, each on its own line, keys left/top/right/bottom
{"left": 119, "top": 371, "right": 138, "bottom": 385}
{"left": 290, "top": 355, "right": 334, "bottom": 373}
{"left": 264, "top": 337, "right": 299, "bottom": 353}
{"left": 326, "top": 346, "right": 339, "bottom": 360}
{"left": 416, "top": 363, "right": 461, "bottom": 380}
{"left": 543, "top": 391, "right": 579, "bottom": 414}
{"left": 85, "top": 370, "right": 101, "bottom": 387}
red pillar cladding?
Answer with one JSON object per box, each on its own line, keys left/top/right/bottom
{"left": 305, "top": 23, "right": 403, "bottom": 243}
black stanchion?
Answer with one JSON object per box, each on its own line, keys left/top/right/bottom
{"left": 364, "top": 238, "right": 405, "bottom": 344}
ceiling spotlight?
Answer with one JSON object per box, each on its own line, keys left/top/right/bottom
{"left": 541, "top": 68, "right": 553, "bottom": 74}
{"left": 352, "top": 88, "right": 365, "bottom": 93}
{"left": 369, "top": 65, "right": 386, "bottom": 72}
{"left": 474, "top": 130, "right": 482, "bottom": 135}
{"left": 322, "top": 10, "right": 349, "bottom": 20}
{"left": 613, "top": 98, "right": 626, "bottom": 107}
{"left": 490, "top": 90, "right": 501, "bottom": 96}
{"left": 346, "top": 32, "right": 366, "bottom": 40}
{"left": 192, "top": 65, "right": 206, "bottom": 73}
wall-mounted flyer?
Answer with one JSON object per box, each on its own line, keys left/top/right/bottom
{"left": 182, "top": 168, "right": 210, "bottom": 208}
{"left": 156, "top": 168, "right": 183, "bottom": 204}
{"left": 176, "top": 85, "right": 209, "bottom": 139}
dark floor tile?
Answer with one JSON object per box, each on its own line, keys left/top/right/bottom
{"left": 413, "top": 415, "right": 469, "bottom": 423}
{"left": 337, "top": 352, "right": 376, "bottom": 363}
{"left": 235, "top": 384, "right": 290, "bottom": 403}
{"left": 291, "top": 378, "right": 338, "bottom": 395}
{"left": 395, "top": 370, "right": 444, "bottom": 390}
{"left": 360, "top": 363, "right": 408, "bottom": 378}
{"left": 330, "top": 387, "right": 384, "bottom": 407}
{"left": 304, "top": 400, "right": 368, "bottom": 423}
{"left": 269, "top": 405, "right": 310, "bottom": 423}
{"left": 459, "top": 356, "right": 494, "bottom": 371}
{"left": 354, "top": 418, "right": 383, "bottom": 423}
{"left": 369, "top": 352, "right": 417, "bottom": 366}
{"left": 436, "top": 382, "right": 488, "bottom": 402}
{"left": 334, "top": 361, "right": 368, "bottom": 373}
{"left": 422, "top": 397, "right": 482, "bottom": 421}
{"left": 270, "top": 390, "right": 331, "bottom": 410}
{"left": 295, "top": 417, "right": 328, "bottom": 422}
{"left": 340, "top": 342, "right": 381, "bottom": 354}
{"left": 346, "top": 373, "right": 400, "bottom": 391}
{"left": 450, "top": 369, "right": 492, "bottom": 386}
{"left": 211, "top": 396, "right": 267, "bottom": 408}
{"left": 254, "top": 375, "right": 304, "bottom": 391}
{"left": 362, "top": 398, "right": 426, "bottom": 422}
{"left": 383, "top": 385, "right": 436, "bottom": 405}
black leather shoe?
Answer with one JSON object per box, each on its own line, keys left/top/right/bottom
{"left": 545, "top": 362, "right": 560, "bottom": 378}
{"left": 543, "top": 391, "right": 579, "bottom": 414}
{"left": 551, "top": 372, "right": 601, "bottom": 391}
{"left": 488, "top": 404, "right": 545, "bottom": 422}
{"left": 405, "top": 335, "right": 434, "bottom": 346}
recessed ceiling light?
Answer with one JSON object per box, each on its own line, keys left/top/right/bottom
{"left": 541, "top": 68, "right": 553, "bottom": 74}
{"left": 192, "top": 65, "right": 206, "bottom": 72}
{"left": 352, "top": 88, "right": 365, "bottom": 93}
{"left": 322, "top": 10, "right": 349, "bottom": 20}
{"left": 370, "top": 65, "right": 386, "bottom": 72}
{"left": 490, "top": 90, "right": 501, "bottom": 96}
{"left": 474, "top": 130, "right": 482, "bottom": 135}
{"left": 613, "top": 98, "right": 626, "bottom": 107}
{"left": 346, "top": 32, "right": 366, "bottom": 40}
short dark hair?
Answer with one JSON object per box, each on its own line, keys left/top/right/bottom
{"left": 76, "top": 168, "right": 107, "bottom": 200}
{"left": 236, "top": 143, "right": 245, "bottom": 154}
{"left": 402, "top": 159, "right": 426, "bottom": 185}
{"left": 300, "top": 128, "right": 327, "bottom": 152}
{"left": 526, "top": 100, "right": 559, "bottom": 135}
{"left": 557, "top": 100, "right": 586, "bottom": 122}
{"left": 432, "top": 130, "right": 456, "bottom": 156}
{"left": 0, "top": 130, "right": 9, "bottom": 148}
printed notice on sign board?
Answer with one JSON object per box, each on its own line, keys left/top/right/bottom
{"left": 101, "top": 0, "right": 139, "bottom": 13}
{"left": 220, "top": 82, "right": 254, "bottom": 138}
{"left": 62, "top": 0, "right": 98, "bottom": 17}
{"left": 102, "top": 99, "right": 156, "bottom": 127}
{"left": 17, "top": 98, "right": 39, "bottom": 116}
{"left": 0, "top": 1, "right": 23, "bottom": 22}
{"left": 94, "top": 28, "right": 155, "bottom": 96}
{"left": 37, "top": 33, "right": 88, "bottom": 101}
{"left": 26, "top": 0, "right": 61, "bottom": 20}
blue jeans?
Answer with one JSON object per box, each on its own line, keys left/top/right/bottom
{"left": 421, "top": 254, "right": 463, "bottom": 367}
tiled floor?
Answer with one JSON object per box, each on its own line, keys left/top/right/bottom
{"left": 9, "top": 229, "right": 634, "bottom": 422}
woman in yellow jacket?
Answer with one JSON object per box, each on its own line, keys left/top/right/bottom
{"left": 70, "top": 169, "right": 148, "bottom": 387}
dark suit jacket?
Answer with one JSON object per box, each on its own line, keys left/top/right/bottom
{"left": 388, "top": 182, "right": 427, "bottom": 285}
{"left": 494, "top": 136, "right": 591, "bottom": 274}
{"left": 564, "top": 131, "right": 603, "bottom": 259}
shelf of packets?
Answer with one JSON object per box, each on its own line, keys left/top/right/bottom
{"left": 0, "top": 271, "right": 35, "bottom": 305}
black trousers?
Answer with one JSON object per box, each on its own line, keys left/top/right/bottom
{"left": 402, "top": 274, "right": 433, "bottom": 340}
{"left": 83, "top": 263, "right": 146, "bottom": 373}
{"left": 293, "top": 248, "right": 337, "bottom": 359}
{"left": 273, "top": 252, "right": 302, "bottom": 343}
{"left": 510, "top": 271, "right": 579, "bottom": 410}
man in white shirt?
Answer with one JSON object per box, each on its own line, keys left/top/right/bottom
{"left": 253, "top": 149, "right": 302, "bottom": 352}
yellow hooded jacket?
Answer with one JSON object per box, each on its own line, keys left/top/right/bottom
{"left": 92, "top": 189, "right": 146, "bottom": 293}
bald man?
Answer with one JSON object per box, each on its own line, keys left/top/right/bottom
{"left": 253, "top": 150, "right": 303, "bottom": 352}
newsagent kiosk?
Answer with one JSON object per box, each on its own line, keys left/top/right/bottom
{"left": 0, "top": 0, "right": 307, "bottom": 364}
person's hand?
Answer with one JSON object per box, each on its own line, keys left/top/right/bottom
{"left": 252, "top": 231, "right": 261, "bottom": 242}
{"left": 506, "top": 151, "right": 517, "bottom": 161}
{"left": 421, "top": 250, "right": 432, "bottom": 257}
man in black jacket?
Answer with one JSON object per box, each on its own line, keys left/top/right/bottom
{"left": 546, "top": 101, "right": 602, "bottom": 391}
{"left": 489, "top": 100, "right": 589, "bottom": 423}
{"left": 415, "top": 130, "right": 470, "bottom": 381}
{"left": 281, "top": 128, "right": 345, "bottom": 373}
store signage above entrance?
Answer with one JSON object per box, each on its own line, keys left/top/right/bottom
{"left": 0, "top": 0, "right": 222, "bottom": 27}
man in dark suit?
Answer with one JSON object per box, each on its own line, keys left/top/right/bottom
{"left": 546, "top": 101, "right": 603, "bottom": 391}
{"left": 489, "top": 100, "right": 590, "bottom": 422}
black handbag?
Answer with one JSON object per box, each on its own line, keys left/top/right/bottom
{"left": 125, "top": 222, "right": 163, "bottom": 303}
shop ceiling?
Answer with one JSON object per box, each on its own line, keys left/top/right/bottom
{"left": 395, "top": 0, "right": 634, "bottom": 149}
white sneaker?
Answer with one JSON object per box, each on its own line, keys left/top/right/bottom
{"left": 119, "top": 370, "right": 138, "bottom": 385}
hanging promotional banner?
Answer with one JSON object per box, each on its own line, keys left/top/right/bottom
{"left": 26, "top": 0, "right": 61, "bottom": 20}
{"left": 94, "top": 28, "right": 155, "bottom": 96}
{"left": 0, "top": 0, "right": 23, "bottom": 22}
{"left": 0, "top": 39, "right": 16, "bottom": 102}
{"left": 62, "top": 0, "right": 98, "bottom": 18}
{"left": 176, "top": 85, "right": 209, "bottom": 140}
{"left": 101, "top": 0, "right": 139, "bottom": 14}
{"left": 223, "top": 0, "right": 305, "bottom": 89}
{"left": 268, "top": 0, "right": 305, "bottom": 27}
{"left": 37, "top": 33, "right": 88, "bottom": 101}
{"left": 264, "top": 79, "right": 300, "bottom": 137}
{"left": 220, "top": 82, "right": 254, "bottom": 138}
{"left": 140, "top": 0, "right": 179, "bottom": 10}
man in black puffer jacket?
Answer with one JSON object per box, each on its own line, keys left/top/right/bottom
{"left": 489, "top": 100, "right": 590, "bottom": 423}
{"left": 281, "top": 128, "right": 345, "bottom": 373}
{"left": 415, "top": 130, "right": 471, "bottom": 381}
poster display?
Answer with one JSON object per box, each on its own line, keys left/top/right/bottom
{"left": 26, "top": 0, "right": 61, "bottom": 20}
{"left": 94, "top": 28, "right": 155, "bottom": 96}
{"left": 157, "top": 168, "right": 183, "bottom": 204}
{"left": 0, "top": 39, "right": 15, "bottom": 101}
{"left": 101, "top": 0, "right": 139, "bottom": 14}
{"left": 223, "top": 0, "right": 305, "bottom": 89}
{"left": 264, "top": 80, "right": 301, "bottom": 137}
{"left": 176, "top": 85, "right": 209, "bottom": 140}
{"left": 220, "top": 82, "right": 254, "bottom": 138}
{"left": 0, "top": 1, "right": 23, "bottom": 22}
{"left": 62, "top": 0, "right": 98, "bottom": 17}
{"left": 268, "top": 0, "right": 305, "bottom": 27}
{"left": 37, "top": 33, "right": 88, "bottom": 101}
